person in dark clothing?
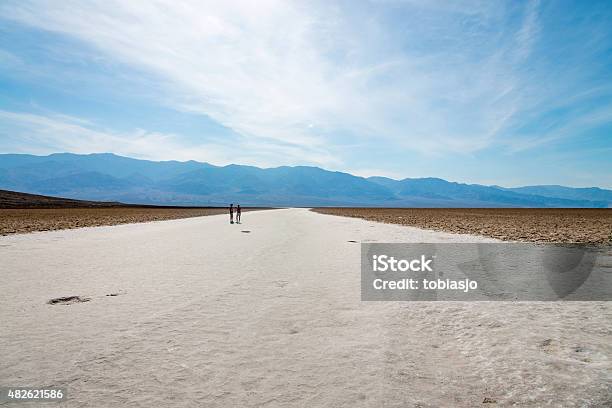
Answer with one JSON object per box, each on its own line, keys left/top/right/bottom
{"left": 236, "top": 204, "right": 241, "bottom": 223}
{"left": 229, "top": 203, "right": 234, "bottom": 224}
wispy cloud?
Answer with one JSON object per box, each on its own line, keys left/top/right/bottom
{"left": 0, "top": 109, "right": 339, "bottom": 168}
{"left": 0, "top": 109, "right": 198, "bottom": 160}
{"left": 0, "top": 1, "right": 548, "bottom": 155}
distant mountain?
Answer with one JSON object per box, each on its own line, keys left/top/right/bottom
{"left": 365, "top": 177, "right": 609, "bottom": 207}
{"left": 0, "top": 153, "right": 609, "bottom": 207}
{"left": 503, "top": 185, "right": 612, "bottom": 203}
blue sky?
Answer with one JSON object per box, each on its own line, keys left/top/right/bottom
{"left": 0, "top": 0, "right": 610, "bottom": 188}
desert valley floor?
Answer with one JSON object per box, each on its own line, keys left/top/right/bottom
{"left": 1, "top": 208, "right": 610, "bottom": 407}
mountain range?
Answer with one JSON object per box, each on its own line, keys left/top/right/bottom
{"left": 0, "top": 153, "right": 610, "bottom": 207}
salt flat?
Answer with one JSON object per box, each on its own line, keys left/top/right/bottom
{"left": 1, "top": 208, "right": 610, "bottom": 407}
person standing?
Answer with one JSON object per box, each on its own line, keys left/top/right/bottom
{"left": 236, "top": 204, "right": 241, "bottom": 223}
{"left": 229, "top": 203, "right": 234, "bottom": 224}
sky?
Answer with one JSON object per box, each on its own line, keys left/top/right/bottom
{"left": 0, "top": 0, "right": 610, "bottom": 188}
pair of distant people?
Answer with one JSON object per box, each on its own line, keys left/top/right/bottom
{"left": 229, "top": 203, "right": 241, "bottom": 224}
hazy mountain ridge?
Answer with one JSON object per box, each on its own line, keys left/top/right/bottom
{"left": 503, "top": 185, "right": 612, "bottom": 203}
{"left": 0, "top": 153, "right": 609, "bottom": 207}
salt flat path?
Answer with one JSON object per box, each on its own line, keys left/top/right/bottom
{"left": 1, "top": 208, "right": 610, "bottom": 407}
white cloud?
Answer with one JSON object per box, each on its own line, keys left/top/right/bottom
{"left": 0, "top": 0, "right": 543, "bottom": 161}
{"left": 0, "top": 110, "right": 221, "bottom": 163}
{"left": 0, "top": 109, "right": 341, "bottom": 168}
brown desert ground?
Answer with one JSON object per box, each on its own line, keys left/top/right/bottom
{"left": 0, "top": 207, "right": 235, "bottom": 236}
{"left": 312, "top": 207, "right": 612, "bottom": 244}
{"left": 0, "top": 190, "right": 260, "bottom": 235}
